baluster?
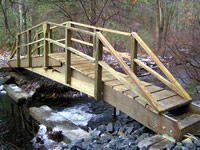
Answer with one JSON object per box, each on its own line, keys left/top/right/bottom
{"left": 16, "top": 34, "right": 20, "bottom": 67}
{"left": 130, "top": 37, "right": 138, "bottom": 74}
{"left": 43, "top": 23, "right": 50, "bottom": 67}
{"left": 94, "top": 35, "right": 103, "bottom": 100}
{"left": 49, "top": 29, "right": 53, "bottom": 53}
{"left": 65, "top": 23, "right": 72, "bottom": 84}
{"left": 37, "top": 33, "right": 40, "bottom": 55}
{"left": 27, "top": 30, "right": 32, "bottom": 67}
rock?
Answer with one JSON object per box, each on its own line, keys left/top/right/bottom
{"left": 166, "top": 142, "right": 175, "bottom": 150}
{"left": 133, "top": 122, "right": 142, "bottom": 129}
{"left": 126, "top": 127, "right": 134, "bottom": 135}
{"left": 97, "top": 125, "right": 106, "bottom": 133}
{"left": 194, "top": 139, "right": 200, "bottom": 147}
{"left": 138, "top": 133, "right": 151, "bottom": 141}
{"left": 114, "top": 121, "right": 121, "bottom": 131}
{"left": 30, "top": 105, "right": 91, "bottom": 143}
{"left": 90, "top": 130, "right": 101, "bottom": 138}
{"left": 173, "top": 146, "right": 186, "bottom": 150}
{"left": 106, "top": 123, "right": 114, "bottom": 133}
{"left": 99, "top": 136, "right": 111, "bottom": 144}
{"left": 132, "top": 130, "right": 141, "bottom": 136}
{"left": 182, "top": 138, "right": 196, "bottom": 149}
{"left": 129, "top": 145, "right": 138, "bottom": 150}
{"left": 119, "top": 126, "right": 126, "bottom": 133}
{"left": 4, "top": 84, "right": 31, "bottom": 104}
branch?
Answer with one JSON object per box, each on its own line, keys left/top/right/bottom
{"left": 95, "top": 0, "right": 109, "bottom": 25}
{"left": 78, "top": 0, "right": 91, "bottom": 24}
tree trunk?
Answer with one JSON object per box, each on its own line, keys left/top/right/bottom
{"left": 156, "top": 0, "right": 164, "bottom": 55}
{"left": 18, "top": 0, "right": 27, "bottom": 54}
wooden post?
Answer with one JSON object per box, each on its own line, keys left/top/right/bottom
{"left": 65, "top": 23, "right": 72, "bottom": 84}
{"left": 130, "top": 37, "right": 138, "bottom": 74}
{"left": 43, "top": 23, "right": 50, "bottom": 67}
{"left": 27, "top": 30, "right": 32, "bottom": 67}
{"left": 37, "top": 33, "right": 40, "bottom": 55}
{"left": 16, "top": 34, "right": 20, "bottom": 67}
{"left": 94, "top": 36, "right": 103, "bottom": 100}
{"left": 93, "top": 29, "right": 97, "bottom": 57}
{"left": 49, "top": 29, "right": 53, "bottom": 53}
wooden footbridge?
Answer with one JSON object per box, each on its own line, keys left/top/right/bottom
{"left": 8, "top": 21, "right": 200, "bottom": 140}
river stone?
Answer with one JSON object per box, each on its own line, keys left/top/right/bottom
{"left": 97, "top": 124, "right": 106, "bottom": 133}
{"left": 173, "top": 146, "right": 185, "bottom": 150}
{"left": 106, "top": 123, "right": 114, "bottom": 133}
{"left": 194, "top": 139, "right": 200, "bottom": 147}
{"left": 126, "top": 127, "right": 134, "bottom": 135}
{"left": 182, "top": 138, "right": 196, "bottom": 149}
{"left": 4, "top": 84, "right": 31, "bottom": 104}
{"left": 29, "top": 105, "right": 91, "bottom": 144}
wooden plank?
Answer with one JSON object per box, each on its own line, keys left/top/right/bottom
{"left": 67, "top": 47, "right": 95, "bottom": 62}
{"left": 145, "top": 85, "right": 163, "bottom": 93}
{"left": 104, "top": 79, "right": 125, "bottom": 87}
{"left": 65, "top": 23, "right": 72, "bottom": 84}
{"left": 71, "top": 59, "right": 91, "bottom": 65}
{"left": 94, "top": 35, "right": 103, "bottom": 100}
{"left": 71, "top": 38, "right": 93, "bottom": 47}
{"left": 132, "top": 32, "right": 191, "bottom": 101}
{"left": 72, "top": 63, "right": 95, "bottom": 70}
{"left": 152, "top": 90, "right": 177, "bottom": 101}
{"left": 26, "top": 68, "right": 94, "bottom": 96}
{"left": 69, "top": 21, "right": 131, "bottom": 36}
{"left": 134, "top": 59, "right": 184, "bottom": 98}
{"left": 18, "top": 22, "right": 43, "bottom": 35}
{"left": 158, "top": 95, "right": 190, "bottom": 112}
{"left": 8, "top": 56, "right": 61, "bottom": 68}
{"left": 174, "top": 113, "right": 200, "bottom": 130}
{"left": 113, "top": 84, "right": 129, "bottom": 93}
{"left": 97, "top": 32, "right": 162, "bottom": 112}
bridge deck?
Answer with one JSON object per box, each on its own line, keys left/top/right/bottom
{"left": 49, "top": 52, "right": 190, "bottom": 112}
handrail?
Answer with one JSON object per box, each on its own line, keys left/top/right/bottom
{"left": 46, "top": 22, "right": 95, "bottom": 36}
{"left": 132, "top": 32, "right": 191, "bottom": 100}
{"left": 96, "top": 32, "right": 162, "bottom": 112}
{"left": 54, "top": 38, "right": 131, "bottom": 59}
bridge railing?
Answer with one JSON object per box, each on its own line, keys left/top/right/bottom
{"left": 9, "top": 21, "right": 191, "bottom": 112}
